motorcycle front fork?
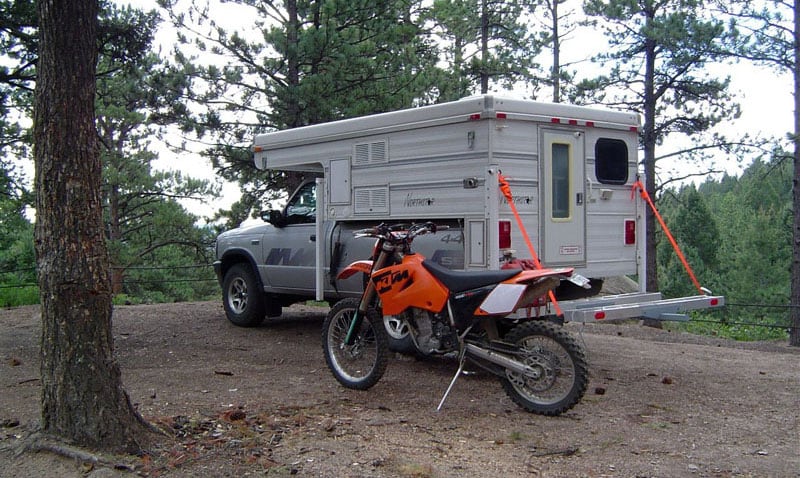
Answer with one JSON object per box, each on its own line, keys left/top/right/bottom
{"left": 344, "top": 251, "right": 389, "bottom": 345}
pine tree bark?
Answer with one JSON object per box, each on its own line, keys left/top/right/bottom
{"left": 791, "top": 0, "right": 800, "bottom": 347}
{"left": 33, "top": 0, "right": 153, "bottom": 451}
{"left": 641, "top": 6, "right": 661, "bottom": 329}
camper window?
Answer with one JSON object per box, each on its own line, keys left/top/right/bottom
{"left": 595, "top": 138, "right": 628, "bottom": 185}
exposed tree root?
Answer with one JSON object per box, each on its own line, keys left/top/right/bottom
{"left": 3, "top": 428, "right": 137, "bottom": 472}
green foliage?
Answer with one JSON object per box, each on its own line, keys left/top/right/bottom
{"left": 658, "top": 157, "right": 792, "bottom": 341}
{"left": 161, "top": 0, "right": 548, "bottom": 225}
{"left": 0, "top": 2, "right": 222, "bottom": 306}
{"left": 0, "top": 218, "right": 37, "bottom": 307}
{"left": 657, "top": 185, "right": 721, "bottom": 298}
{"left": 578, "top": 0, "right": 742, "bottom": 160}
{"left": 161, "top": 0, "right": 446, "bottom": 225}
{"left": 427, "top": 0, "right": 541, "bottom": 100}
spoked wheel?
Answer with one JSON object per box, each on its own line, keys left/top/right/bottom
{"left": 322, "top": 298, "right": 389, "bottom": 390}
{"left": 500, "top": 321, "right": 588, "bottom": 416}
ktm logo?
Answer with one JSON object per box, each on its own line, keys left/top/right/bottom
{"left": 373, "top": 269, "right": 410, "bottom": 294}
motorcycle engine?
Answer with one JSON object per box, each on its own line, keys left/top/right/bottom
{"left": 407, "top": 308, "right": 455, "bottom": 354}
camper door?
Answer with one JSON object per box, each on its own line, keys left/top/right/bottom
{"left": 541, "top": 129, "right": 586, "bottom": 266}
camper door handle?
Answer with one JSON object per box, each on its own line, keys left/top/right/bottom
{"left": 576, "top": 193, "right": 584, "bottom": 205}
{"left": 310, "top": 234, "right": 316, "bottom": 242}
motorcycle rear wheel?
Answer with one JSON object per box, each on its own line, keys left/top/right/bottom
{"left": 500, "top": 321, "right": 588, "bottom": 416}
{"left": 322, "top": 298, "right": 389, "bottom": 390}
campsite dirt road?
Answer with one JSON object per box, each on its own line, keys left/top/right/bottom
{"left": 1, "top": 301, "right": 798, "bottom": 477}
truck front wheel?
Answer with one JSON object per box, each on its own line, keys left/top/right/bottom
{"left": 222, "top": 263, "right": 266, "bottom": 327}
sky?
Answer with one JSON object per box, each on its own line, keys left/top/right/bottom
{"left": 115, "top": 0, "right": 795, "bottom": 220}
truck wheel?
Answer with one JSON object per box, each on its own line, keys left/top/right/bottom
{"left": 384, "top": 315, "right": 417, "bottom": 354}
{"left": 222, "top": 263, "right": 266, "bottom": 327}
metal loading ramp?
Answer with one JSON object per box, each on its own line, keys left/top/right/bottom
{"left": 558, "top": 292, "right": 726, "bottom": 323}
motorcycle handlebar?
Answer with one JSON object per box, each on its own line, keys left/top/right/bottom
{"left": 352, "top": 222, "right": 449, "bottom": 239}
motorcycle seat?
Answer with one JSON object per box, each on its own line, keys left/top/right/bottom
{"left": 422, "top": 260, "right": 518, "bottom": 293}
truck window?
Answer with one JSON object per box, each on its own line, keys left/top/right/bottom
{"left": 595, "top": 138, "right": 628, "bottom": 185}
{"left": 285, "top": 182, "right": 316, "bottom": 224}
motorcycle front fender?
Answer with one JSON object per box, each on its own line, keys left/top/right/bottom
{"left": 336, "top": 260, "right": 373, "bottom": 280}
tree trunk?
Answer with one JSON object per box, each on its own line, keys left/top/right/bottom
{"left": 791, "top": 0, "right": 800, "bottom": 346}
{"left": 641, "top": 7, "right": 661, "bottom": 329}
{"left": 286, "top": 0, "right": 300, "bottom": 127}
{"left": 550, "top": 0, "right": 561, "bottom": 103}
{"left": 33, "top": 0, "right": 153, "bottom": 451}
{"left": 480, "top": 0, "right": 489, "bottom": 94}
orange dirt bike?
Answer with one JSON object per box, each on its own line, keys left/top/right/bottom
{"left": 321, "top": 222, "right": 589, "bottom": 415}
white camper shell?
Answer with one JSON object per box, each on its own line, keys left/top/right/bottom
{"left": 250, "top": 95, "right": 723, "bottom": 322}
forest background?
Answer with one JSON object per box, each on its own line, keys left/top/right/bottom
{"left": 0, "top": 0, "right": 795, "bottom": 341}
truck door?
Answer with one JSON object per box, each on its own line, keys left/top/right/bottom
{"left": 262, "top": 182, "right": 317, "bottom": 292}
{"left": 541, "top": 130, "right": 586, "bottom": 266}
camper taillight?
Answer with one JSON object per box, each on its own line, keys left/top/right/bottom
{"left": 499, "top": 220, "right": 512, "bottom": 249}
{"left": 624, "top": 219, "right": 636, "bottom": 245}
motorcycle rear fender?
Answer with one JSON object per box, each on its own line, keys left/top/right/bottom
{"left": 474, "top": 267, "right": 571, "bottom": 316}
{"left": 336, "top": 260, "right": 373, "bottom": 280}
{"left": 504, "top": 267, "right": 573, "bottom": 284}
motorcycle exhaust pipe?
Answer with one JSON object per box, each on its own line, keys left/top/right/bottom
{"left": 438, "top": 342, "right": 539, "bottom": 412}
{"left": 464, "top": 343, "right": 537, "bottom": 377}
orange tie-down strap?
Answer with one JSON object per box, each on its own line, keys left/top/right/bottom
{"left": 631, "top": 180, "right": 704, "bottom": 295}
{"left": 498, "top": 173, "right": 563, "bottom": 317}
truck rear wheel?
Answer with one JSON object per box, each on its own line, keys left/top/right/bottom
{"left": 222, "top": 263, "right": 266, "bottom": 327}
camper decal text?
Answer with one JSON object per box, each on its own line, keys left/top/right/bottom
{"left": 404, "top": 193, "right": 436, "bottom": 208}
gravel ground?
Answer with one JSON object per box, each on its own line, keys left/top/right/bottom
{"left": 1, "top": 301, "right": 798, "bottom": 477}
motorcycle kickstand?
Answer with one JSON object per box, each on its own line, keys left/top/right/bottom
{"left": 437, "top": 348, "right": 468, "bottom": 412}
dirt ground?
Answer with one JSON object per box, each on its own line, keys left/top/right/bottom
{"left": 1, "top": 301, "right": 798, "bottom": 477}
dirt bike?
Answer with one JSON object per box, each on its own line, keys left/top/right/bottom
{"left": 321, "top": 222, "right": 589, "bottom": 416}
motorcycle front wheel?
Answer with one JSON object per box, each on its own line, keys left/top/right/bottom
{"left": 322, "top": 298, "right": 389, "bottom": 390}
{"left": 500, "top": 321, "right": 588, "bottom": 416}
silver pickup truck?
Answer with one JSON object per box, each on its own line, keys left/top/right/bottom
{"left": 213, "top": 180, "right": 467, "bottom": 328}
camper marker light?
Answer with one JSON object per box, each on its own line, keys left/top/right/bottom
{"left": 253, "top": 146, "right": 263, "bottom": 152}
{"left": 624, "top": 219, "right": 636, "bottom": 245}
{"left": 469, "top": 113, "right": 481, "bottom": 120}
{"left": 710, "top": 298, "right": 719, "bottom": 306}
{"left": 496, "top": 112, "right": 507, "bottom": 119}
{"left": 499, "top": 220, "right": 512, "bottom": 249}
{"left": 594, "top": 311, "right": 606, "bottom": 320}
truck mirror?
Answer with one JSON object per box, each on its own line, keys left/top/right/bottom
{"left": 264, "top": 209, "right": 287, "bottom": 227}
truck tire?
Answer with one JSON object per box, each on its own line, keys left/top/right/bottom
{"left": 222, "top": 263, "right": 266, "bottom": 327}
{"left": 383, "top": 314, "right": 417, "bottom": 354}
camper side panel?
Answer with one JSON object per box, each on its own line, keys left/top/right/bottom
{"left": 322, "top": 121, "right": 493, "bottom": 221}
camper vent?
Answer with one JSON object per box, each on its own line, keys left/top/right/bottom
{"left": 353, "top": 140, "right": 388, "bottom": 166}
{"left": 354, "top": 186, "right": 389, "bottom": 214}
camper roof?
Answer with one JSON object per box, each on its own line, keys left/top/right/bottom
{"left": 252, "top": 95, "right": 640, "bottom": 152}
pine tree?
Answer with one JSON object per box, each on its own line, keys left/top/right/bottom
{"left": 578, "top": 0, "right": 740, "bottom": 302}
{"left": 34, "top": 0, "right": 153, "bottom": 451}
